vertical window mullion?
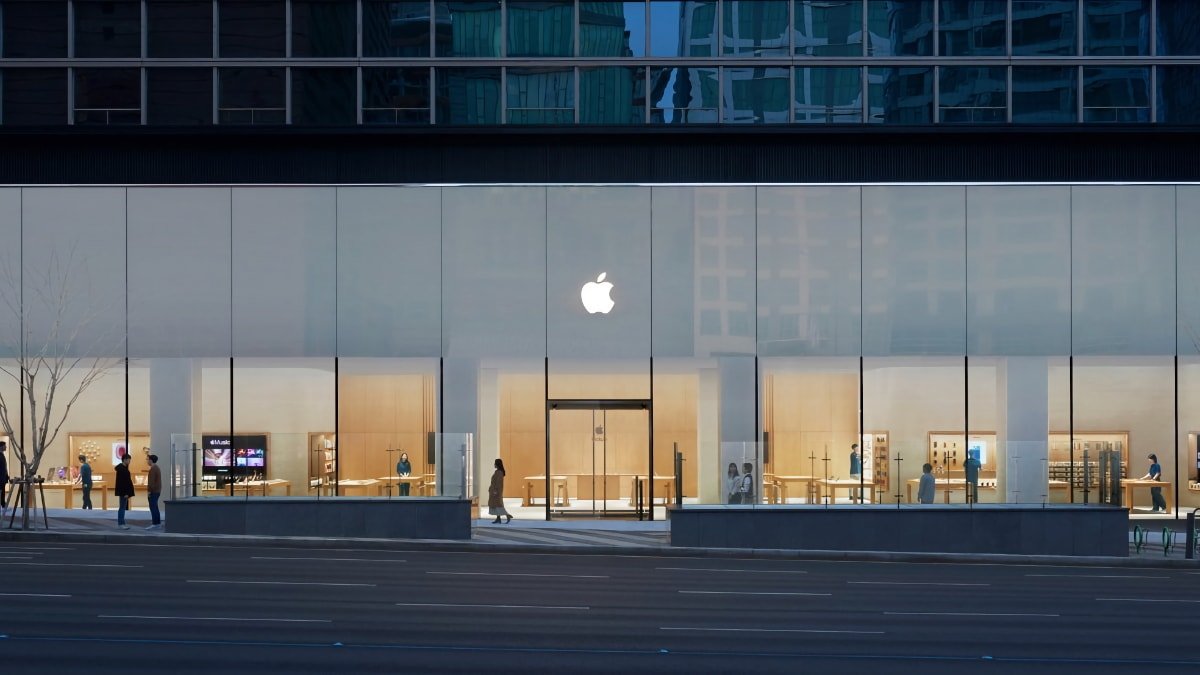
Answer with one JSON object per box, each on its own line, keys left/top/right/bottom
{"left": 355, "top": 66, "right": 362, "bottom": 125}
{"left": 213, "top": 0, "right": 220, "bottom": 58}
{"left": 357, "top": 0, "right": 363, "bottom": 58}
{"left": 140, "top": 67, "right": 147, "bottom": 125}
{"left": 285, "top": 67, "right": 292, "bottom": 124}
{"left": 286, "top": 0, "right": 293, "bottom": 57}
{"left": 573, "top": 65, "right": 580, "bottom": 124}
{"left": 141, "top": 0, "right": 148, "bottom": 58}
{"left": 428, "top": 65, "right": 435, "bottom": 124}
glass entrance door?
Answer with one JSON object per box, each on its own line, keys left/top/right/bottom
{"left": 547, "top": 400, "right": 651, "bottom": 519}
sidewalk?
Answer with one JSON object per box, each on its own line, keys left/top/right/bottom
{"left": 1, "top": 507, "right": 1196, "bottom": 568}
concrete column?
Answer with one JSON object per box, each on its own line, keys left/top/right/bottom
{"left": 697, "top": 367, "right": 720, "bottom": 503}
{"left": 149, "top": 358, "right": 201, "bottom": 500}
{"left": 997, "top": 357, "right": 1049, "bottom": 503}
{"left": 477, "top": 367, "right": 500, "bottom": 498}
{"left": 716, "top": 357, "right": 758, "bottom": 503}
{"left": 441, "top": 358, "right": 479, "bottom": 497}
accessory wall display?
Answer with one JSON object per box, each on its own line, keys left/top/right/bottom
{"left": 1048, "top": 432, "right": 1129, "bottom": 491}
{"left": 309, "top": 432, "right": 337, "bottom": 493}
{"left": 927, "top": 432, "right": 997, "bottom": 482}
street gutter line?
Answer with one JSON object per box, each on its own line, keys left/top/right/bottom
{"left": 657, "top": 567, "right": 807, "bottom": 574}
{"left": 0, "top": 593, "right": 71, "bottom": 598}
{"left": 679, "top": 590, "right": 831, "bottom": 596}
{"left": 0, "top": 562, "right": 142, "bottom": 568}
{"left": 251, "top": 556, "right": 407, "bottom": 563}
{"left": 427, "top": 572, "right": 608, "bottom": 579}
{"left": 1026, "top": 574, "right": 1168, "bottom": 579}
{"left": 849, "top": 581, "right": 988, "bottom": 586}
{"left": 884, "top": 611, "right": 1059, "bottom": 617}
{"left": 99, "top": 615, "right": 330, "bottom": 623}
{"left": 187, "top": 580, "right": 376, "bottom": 587}
{"left": 1096, "top": 598, "right": 1200, "bottom": 603}
{"left": 396, "top": 602, "right": 589, "bottom": 610}
{"left": 660, "top": 627, "right": 884, "bottom": 635}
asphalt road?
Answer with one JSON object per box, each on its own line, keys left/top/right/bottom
{"left": 0, "top": 540, "right": 1197, "bottom": 674}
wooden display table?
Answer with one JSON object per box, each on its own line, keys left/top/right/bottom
{"left": 769, "top": 475, "right": 817, "bottom": 504}
{"left": 377, "top": 475, "right": 426, "bottom": 496}
{"left": 338, "top": 479, "right": 381, "bottom": 497}
{"left": 1120, "top": 479, "right": 1172, "bottom": 511}
{"left": 522, "top": 475, "right": 570, "bottom": 507}
{"left": 818, "top": 478, "right": 870, "bottom": 504}
{"left": 627, "top": 475, "right": 676, "bottom": 506}
{"left": 906, "top": 478, "right": 998, "bottom": 503}
{"left": 237, "top": 479, "right": 292, "bottom": 496}
{"left": 40, "top": 481, "right": 109, "bottom": 510}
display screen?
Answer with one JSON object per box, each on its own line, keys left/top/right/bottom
{"left": 236, "top": 448, "right": 265, "bottom": 467}
{"left": 202, "top": 434, "right": 268, "bottom": 474}
{"left": 968, "top": 440, "right": 987, "bottom": 465}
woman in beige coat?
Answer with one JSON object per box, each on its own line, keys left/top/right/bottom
{"left": 488, "top": 458, "right": 513, "bottom": 524}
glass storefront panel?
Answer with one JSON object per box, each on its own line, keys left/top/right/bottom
{"left": 292, "top": 0, "right": 356, "bottom": 57}
{"left": 218, "top": 68, "right": 286, "bottom": 125}
{"left": 147, "top": 68, "right": 213, "bottom": 126}
{"left": 722, "top": 67, "right": 788, "bottom": 124}
{"left": 1179, "top": 185, "right": 1200, "bottom": 512}
{"left": 507, "top": 67, "right": 575, "bottom": 124}
{"left": 74, "top": 68, "right": 140, "bottom": 126}
{"left": 938, "top": 0, "right": 1006, "bottom": 56}
{"left": 364, "top": 1, "right": 431, "bottom": 57}
{"left": 219, "top": 0, "right": 285, "bottom": 58}
{"left": 1156, "top": 66, "right": 1200, "bottom": 124}
{"left": 364, "top": 67, "right": 432, "bottom": 125}
{"left": 867, "top": 66, "right": 933, "bottom": 124}
{"left": 1, "top": 0, "right": 67, "bottom": 58}
{"left": 435, "top": 67, "right": 501, "bottom": 124}
{"left": 1012, "top": 66, "right": 1077, "bottom": 123}
{"left": 1083, "top": 0, "right": 1149, "bottom": 56}
{"left": 1, "top": 69, "right": 67, "bottom": 126}
{"left": 722, "top": 0, "right": 789, "bottom": 56}
{"left": 867, "top": 0, "right": 934, "bottom": 56}
{"left": 939, "top": 66, "right": 1005, "bottom": 123}
{"left": 435, "top": 0, "right": 501, "bottom": 57}
{"left": 1012, "top": 0, "right": 1077, "bottom": 55}
{"left": 292, "top": 68, "right": 356, "bottom": 126}
{"left": 1156, "top": 0, "right": 1200, "bottom": 55}
{"left": 579, "top": 66, "right": 644, "bottom": 124}
{"left": 650, "top": 67, "right": 717, "bottom": 124}
{"left": 507, "top": 0, "right": 574, "bottom": 57}
{"left": 1083, "top": 66, "right": 1148, "bottom": 123}
{"left": 794, "top": 0, "right": 863, "bottom": 56}
{"left": 793, "top": 67, "right": 862, "bottom": 123}
{"left": 147, "top": 0, "right": 213, "bottom": 58}
{"left": 580, "top": 1, "right": 645, "bottom": 57}
{"left": 74, "top": 0, "right": 140, "bottom": 58}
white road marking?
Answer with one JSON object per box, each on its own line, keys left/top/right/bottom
{"left": 99, "top": 615, "right": 329, "bottom": 623}
{"left": 251, "top": 556, "right": 406, "bottom": 563}
{"left": 1096, "top": 598, "right": 1200, "bottom": 603}
{"left": 885, "top": 611, "right": 1059, "bottom": 617}
{"left": 849, "top": 581, "right": 988, "bottom": 587}
{"left": 657, "top": 567, "right": 807, "bottom": 574}
{"left": 187, "top": 580, "right": 375, "bottom": 587}
{"left": 661, "top": 627, "right": 884, "bottom": 635}
{"left": 0, "top": 562, "right": 142, "bottom": 568}
{"left": 0, "top": 547, "right": 69, "bottom": 551}
{"left": 0, "top": 593, "right": 71, "bottom": 598}
{"left": 396, "top": 602, "right": 588, "bottom": 610}
{"left": 679, "top": 590, "right": 831, "bottom": 597}
{"left": 427, "top": 571, "right": 608, "bottom": 579}
{"left": 0, "top": 555, "right": 37, "bottom": 559}
{"left": 1027, "top": 574, "right": 1168, "bottom": 579}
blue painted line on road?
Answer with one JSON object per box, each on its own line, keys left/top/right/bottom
{"left": 1, "top": 634, "right": 1198, "bottom": 666}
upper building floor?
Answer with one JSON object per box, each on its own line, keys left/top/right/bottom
{"left": 1, "top": 0, "right": 1198, "bottom": 126}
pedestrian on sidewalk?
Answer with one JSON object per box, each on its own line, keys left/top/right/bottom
{"left": 114, "top": 454, "right": 135, "bottom": 530}
{"left": 488, "top": 458, "right": 513, "bottom": 524}
{"left": 145, "top": 454, "right": 162, "bottom": 530}
{"left": 918, "top": 463, "right": 936, "bottom": 504}
{"left": 78, "top": 454, "right": 93, "bottom": 510}
{"left": 725, "top": 463, "right": 741, "bottom": 504}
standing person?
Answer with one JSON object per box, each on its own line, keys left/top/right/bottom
{"left": 487, "top": 458, "right": 513, "bottom": 524}
{"left": 849, "top": 443, "right": 862, "bottom": 503}
{"left": 918, "top": 463, "right": 936, "bottom": 504}
{"left": 725, "top": 463, "right": 741, "bottom": 504}
{"left": 396, "top": 452, "right": 413, "bottom": 496}
{"left": 963, "top": 450, "right": 981, "bottom": 504}
{"left": 739, "top": 462, "right": 756, "bottom": 505}
{"left": 0, "top": 441, "right": 9, "bottom": 516}
{"left": 114, "top": 454, "right": 135, "bottom": 530}
{"left": 1141, "top": 454, "right": 1167, "bottom": 513}
{"left": 145, "top": 454, "right": 162, "bottom": 530}
{"left": 78, "top": 454, "right": 93, "bottom": 510}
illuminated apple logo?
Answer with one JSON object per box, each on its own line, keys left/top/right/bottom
{"left": 580, "top": 272, "right": 615, "bottom": 314}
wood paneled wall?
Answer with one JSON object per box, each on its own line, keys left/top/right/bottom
{"left": 338, "top": 373, "right": 436, "bottom": 480}
{"left": 765, "top": 372, "right": 859, "bottom": 476}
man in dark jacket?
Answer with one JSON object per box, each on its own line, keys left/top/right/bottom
{"left": 0, "top": 441, "right": 9, "bottom": 516}
{"left": 114, "top": 454, "right": 135, "bottom": 530}
{"left": 145, "top": 454, "right": 162, "bottom": 530}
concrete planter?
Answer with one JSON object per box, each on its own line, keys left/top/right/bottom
{"left": 164, "top": 497, "right": 472, "bottom": 540}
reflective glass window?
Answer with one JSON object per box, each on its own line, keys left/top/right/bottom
{"left": 867, "top": 0, "right": 933, "bottom": 56}
{"left": 1, "top": 1, "right": 67, "bottom": 57}
{"left": 74, "top": 0, "right": 141, "bottom": 58}
{"left": 650, "top": 66, "right": 717, "bottom": 123}
{"left": 507, "top": 67, "right": 574, "bottom": 124}
{"left": 0, "top": 69, "right": 67, "bottom": 125}
{"left": 867, "top": 66, "right": 933, "bottom": 124}
{"left": 938, "top": 0, "right": 1005, "bottom": 56}
{"left": 218, "top": 68, "right": 286, "bottom": 125}
{"left": 722, "top": 67, "right": 788, "bottom": 124}
{"left": 793, "top": 67, "right": 862, "bottom": 123}
{"left": 363, "top": 67, "right": 431, "bottom": 124}
{"left": 1012, "top": 0, "right": 1076, "bottom": 55}
{"left": 292, "top": 68, "right": 355, "bottom": 126}
{"left": 74, "top": 68, "right": 140, "bottom": 125}
{"left": 1082, "top": 67, "right": 1148, "bottom": 122}
{"left": 579, "top": 66, "right": 645, "bottom": 124}
{"left": 1012, "top": 66, "right": 1077, "bottom": 123}
{"left": 1156, "top": 0, "right": 1200, "bottom": 55}
{"left": 147, "top": 1, "right": 213, "bottom": 58}
{"left": 722, "top": 1, "right": 788, "bottom": 56}
{"left": 1155, "top": 66, "right": 1200, "bottom": 123}
{"left": 649, "top": 0, "right": 715, "bottom": 56}
{"left": 147, "top": 68, "right": 213, "bottom": 125}
{"left": 794, "top": 0, "right": 862, "bottom": 56}
{"left": 435, "top": 1, "right": 500, "bottom": 57}
{"left": 507, "top": 1, "right": 574, "bottom": 57}
{"left": 1084, "top": 0, "right": 1148, "bottom": 55}
{"left": 364, "top": 1, "right": 432, "bottom": 57}
{"left": 219, "top": 0, "right": 285, "bottom": 57}
{"left": 292, "top": 1, "right": 355, "bottom": 57}
{"left": 580, "top": 1, "right": 645, "bottom": 57}
{"left": 939, "top": 66, "right": 1005, "bottom": 123}
{"left": 434, "top": 67, "right": 501, "bottom": 124}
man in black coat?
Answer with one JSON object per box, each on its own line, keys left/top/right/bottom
{"left": 114, "top": 454, "right": 135, "bottom": 530}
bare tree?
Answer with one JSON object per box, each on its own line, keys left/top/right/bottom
{"left": 0, "top": 246, "right": 119, "bottom": 529}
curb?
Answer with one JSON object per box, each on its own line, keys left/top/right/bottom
{"left": 2, "top": 529, "right": 1197, "bottom": 569}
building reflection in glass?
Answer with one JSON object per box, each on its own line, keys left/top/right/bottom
{"left": 651, "top": 67, "right": 718, "bottom": 123}
{"left": 1013, "top": 0, "right": 1077, "bottom": 55}
{"left": 1083, "top": 0, "right": 1149, "bottom": 56}
{"left": 869, "top": 66, "right": 932, "bottom": 124}
{"left": 939, "top": 0, "right": 1005, "bottom": 56}
{"left": 794, "top": 0, "right": 863, "bottom": 56}
{"left": 939, "top": 66, "right": 1005, "bottom": 123}
{"left": 1013, "top": 66, "right": 1077, "bottom": 123}
{"left": 1083, "top": 67, "right": 1148, "bottom": 123}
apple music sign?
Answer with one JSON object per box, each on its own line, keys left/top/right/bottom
{"left": 580, "top": 272, "right": 614, "bottom": 314}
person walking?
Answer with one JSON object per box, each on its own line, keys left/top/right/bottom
{"left": 918, "top": 463, "right": 936, "bottom": 504}
{"left": 78, "top": 454, "right": 93, "bottom": 510}
{"left": 0, "top": 441, "right": 9, "bottom": 517}
{"left": 725, "top": 463, "right": 741, "bottom": 504}
{"left": 396, "top": 452, "right": 413, "bottom": 496}
{"left": 1142, "top": 454, "right": 1167, "bottom": 513}
{"left": 145, "top": 454, "right": 162, "bottom": 530}
{"left": 114, "top": 454, "right": 135, "bottom": 530}
{"left": 488, "top": 458, "right": 513, "bottom": 524}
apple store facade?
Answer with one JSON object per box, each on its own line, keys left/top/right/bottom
{"left": 3, "top": 183, "right": 1200, "bottom": 521}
